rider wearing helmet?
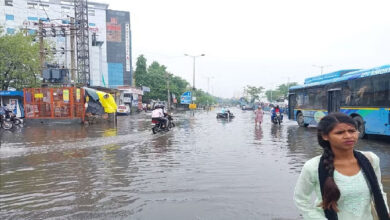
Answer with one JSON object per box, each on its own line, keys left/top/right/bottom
{"left": 151, "top": 104, "right": 167, "bottom": 128}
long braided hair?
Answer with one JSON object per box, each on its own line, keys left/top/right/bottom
{"left": 317, "top": 112, "right": 357, "bottom": 212}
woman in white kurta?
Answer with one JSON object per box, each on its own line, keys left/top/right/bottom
{"left": 293, "top": 113, "right": 389, "bottom": 220}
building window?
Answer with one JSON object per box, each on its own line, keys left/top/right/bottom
{"left": 7, "top": 28, "right": 15, "bottom": 34}
{"left": 27, "top": 2, "right": 38, "bottom": 9}
{"left": 6, "top": 14, "right": 14, "bottom": 21}
{"left": 88, "top": 9, "right": 95, "bottom": 16}
{"left": 5, "top": 0, "right": 13, "bottom": 6}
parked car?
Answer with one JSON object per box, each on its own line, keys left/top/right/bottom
{"left": 117, "top": 104, "right": 130, "bottom": 115}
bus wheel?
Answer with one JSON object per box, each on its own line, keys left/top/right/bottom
{"left": 297, "top": 112, "right": 309, "bottom": 127}
{"left": 353, "top": 116, "right": 366, "bottom": 139}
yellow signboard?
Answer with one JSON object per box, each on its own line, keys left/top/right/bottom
{"left": 34, "top": 93, "right": 43, "bottom": 98}
{"left": 63, "top": 89, "right": 69, "bottom": 102}
{"left": 189, "top": 104, "right": 197, "bottom": 109}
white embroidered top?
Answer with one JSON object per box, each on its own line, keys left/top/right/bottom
{"left": 294, "top": 151, "right": 389, "bottom": 220}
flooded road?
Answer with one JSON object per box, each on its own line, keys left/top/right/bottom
{"left": 1, "top": 108, "right": 389, "bottom": 219}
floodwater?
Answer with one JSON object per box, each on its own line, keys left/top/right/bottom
{"left": 0, "top": 108, "right": 389, "bottom": 220}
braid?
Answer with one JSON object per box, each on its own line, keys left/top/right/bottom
{"left": 323, "top": 145, "right": 335, "bottom": 177}
{"left": 320, "top": 145, "right": 340, "bottom": 212}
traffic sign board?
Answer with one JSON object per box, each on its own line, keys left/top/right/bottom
{"left": 180, "top": 91, "right": 192, "bottom": 104}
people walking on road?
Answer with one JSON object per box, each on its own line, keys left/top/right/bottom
{"left": 294, "top": 112, "right": 389, "bottom": 220}
{"left": 254, "top": 106, "right": 264, "bottom": 126}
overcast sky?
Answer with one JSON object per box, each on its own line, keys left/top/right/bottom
{"left": 96, "top": 0, "right": 390, "bottom": 98}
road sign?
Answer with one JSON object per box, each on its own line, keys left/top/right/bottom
{"left": 180, "top": 91, "right": 192, "bottom": 104}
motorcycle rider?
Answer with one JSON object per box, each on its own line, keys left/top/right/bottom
{"left": 271, "top": 105, "right": 283, "bottom": 122}
{"left": 151, "top": 104, "right": 168, "bottom": 128}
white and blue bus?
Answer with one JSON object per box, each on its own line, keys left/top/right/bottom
{"left": 288, "top": 64, "right": 390, "bottom": 138}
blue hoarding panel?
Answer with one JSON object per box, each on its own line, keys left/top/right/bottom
{"left": 108, "top": 63, "right": 124, "bottom": 88}
{"left": 180, "top": 91, "right": 192, "bottom": 104}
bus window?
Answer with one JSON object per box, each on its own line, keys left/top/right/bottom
{"left": 297, "top": 93, "right": 304, "bottom": 108}
{"left": 308, "top": 88, "right": 325, "bottom": 109}
{"left": 342, "top": 83, "right": 352, "bottom": 106}
{"left": 352, "top": 79, "right": 373, "bottom": 106}
{"left": 373, "top": 77, "right": 389, "bottom": 106}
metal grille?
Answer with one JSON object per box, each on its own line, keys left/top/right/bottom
{"left": 23, "top": 88, "right": 85, "bottom": 120}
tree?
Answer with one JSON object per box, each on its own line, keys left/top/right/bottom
{"left": 276, "top": 82, "right": 298, "bottom": 99}
{"left": 265, "top": 89, "right": 282, "bottom": 102}
{"left": 134, "top": 55, "right": 147, "bottom": 87}
{"left": 244, "top": 85, "right": 264, "bottom": 103}
{"left": 265, "top": 82, "right": 298, "bottom": 102}
{"left": 194, "top": 89, "right": 216, "bottom": 106}
{"left": 0, "top": 31, "right": 41, "bottom": 90}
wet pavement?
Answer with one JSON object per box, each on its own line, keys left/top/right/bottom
{"left": 0, "top": 108, "right": 389, "bottom": 219}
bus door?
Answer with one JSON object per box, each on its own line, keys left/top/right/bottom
{"left": 288, "top": 93, "right": 296, "bottom": 119}
{"left": 327, "top": 89, "right": 341, "bottom": 113}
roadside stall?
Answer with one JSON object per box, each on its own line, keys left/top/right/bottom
{"left": 84, "top": 87, "right": 117, "bottom": 123}
{"left": 0, "top": 91, "right": 24, "bottom": 118}
{"left": 23, "top": 87, "right": 85, "bottom": 123}
{"left": 117, "top": 86, "right": 143, "bottom": 115}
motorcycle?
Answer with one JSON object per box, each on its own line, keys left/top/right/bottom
{"left": 272, "top": 112, "right": 283, "bottom": 125}
{"left": 151, "top": 114, "right": 175, "bottom": 134}
{"left": 0, "top": 107, "right": 23, "bottom": 130}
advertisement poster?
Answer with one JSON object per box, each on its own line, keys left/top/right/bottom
{"left": 63, "top": 89, "right": 69, "bottom": 103}
{"left": 107, "top": 17, "right": 121, "bottom": 42}
{"left": 76, "top": 89, "right": 80, "bottom": 102}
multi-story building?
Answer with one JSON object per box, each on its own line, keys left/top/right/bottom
{"left": 106, "top": 9, "right": 133, "bottom": 88}
{"left": 0, "top": 0, "right": 133, "bottom": 88}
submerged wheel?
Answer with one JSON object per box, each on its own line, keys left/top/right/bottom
{"left": 297, "top": 112, "right": 308, "bottom": 127}
{"left": 353, "top": 116, "right": 366, "bottom": 139}
{"left": 152, "top": 127, "right": 157, "bottom": 134}
{"left": 2, "top": 121, "right": 13, "bottom": 130}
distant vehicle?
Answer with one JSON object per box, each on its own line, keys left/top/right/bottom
{"left": 217, "top": 111, "right": 234, "bottom": 119}
{"left": 117, "top": 104, "right": 130, "bottom": 115}
{"left": 288, "top": 65, "right": 390, "bottom": 138}
{"left": 241, "top": 104, "right": 254, "bottom": 110}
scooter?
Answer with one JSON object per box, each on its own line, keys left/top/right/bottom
{"left": 272, "top": 112, "right": 283, "bottom": 125}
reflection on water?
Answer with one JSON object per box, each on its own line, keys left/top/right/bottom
{"left": 254, "top": 126, "right": 263, "bottom": 141}
{"left": 0, "top": 109, "right": 389, "bottom": 219}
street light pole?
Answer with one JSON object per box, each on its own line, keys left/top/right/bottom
{"left": 184, "top": 53, "right": 205, "bottom": 90}
{"left": 312, "top": 65, "right": 332, "bottom": 76}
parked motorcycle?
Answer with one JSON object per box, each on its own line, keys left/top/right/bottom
{"left": 151, "top": 114, "right": 175, "bottom": 134}
{"left": 0, "top": 107, "right": 22, "bottom": 130}
{"left": 272, "top": 112, "right": 283, "bottom": 125}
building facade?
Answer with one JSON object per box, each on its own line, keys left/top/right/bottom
{"left": 106, "top": 9, "right": 133, "bottom": 88}
{"left": 0, "top": 0, "right": 132, "bottom": 88}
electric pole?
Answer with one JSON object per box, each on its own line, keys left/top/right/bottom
{"left": 70, "top": 17, "right": 76, "bottom": 83}
{"left": 39, "top": 20, "right": 44, "bottom": 76}
{"left": 167, "top": 73, "right": 170, "bottom": 110}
